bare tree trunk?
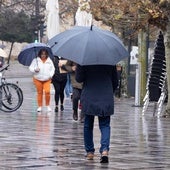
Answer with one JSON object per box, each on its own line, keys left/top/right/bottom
{"left": 164, "top": 21, "right": 170, "bottom": 116}
{"left": 138, "top": 29, "right": 147, "bottom": 105}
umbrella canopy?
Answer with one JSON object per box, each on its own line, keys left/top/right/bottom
{"left": 46, "top": 0, "right": 60, "bottom": 39}
{"left": 0, "top": 48, "right": 8, "bottom": 58}
{"left": 48, "top": 26, "right": 129, "bottom": 66}
{"left": 18, "top": 42, "right": 53, "bottom": 66}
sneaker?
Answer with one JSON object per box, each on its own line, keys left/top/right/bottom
{"left": 60, "top": 105, "right": 64, "bottom": 111}
{"left": 100, "top": 151, "right": 109, "bottom": 163}
{"left": 86, "top": 152, "right": 94, "bottom": 160}
{"left": 37, "top": 107, "right": 42, "bottom": 112}
{"left": 47, "top": 106, "right": 52, "bottom": 112}
{"left": 100, "top": 155, "right": 109, "bottom": 163}
{"left": 55, "top": 106, "right": 58, "bottom": 112}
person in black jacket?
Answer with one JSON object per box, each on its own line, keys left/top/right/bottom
{"left": 52, "top": 57, "right": 67, "bottom": 112}
{"left": 76, "top": 65, "right": 118, "bottom": 163}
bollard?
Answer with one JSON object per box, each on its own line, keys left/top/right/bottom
{"left": 0, "top": 72, "right": 2, "bottom": 108}
{"left": 135, "top": 63, "right": 141, "bottom": 106}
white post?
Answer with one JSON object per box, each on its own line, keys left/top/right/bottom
{"left": 0, "top": 72, "right": 2, "bottom": 108}
{"left": 135, "top": 62, "right": 141, "bottom": 106}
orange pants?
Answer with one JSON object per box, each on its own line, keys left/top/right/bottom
{"left": 33, "top": 78, "right": 51, "bottom": 107}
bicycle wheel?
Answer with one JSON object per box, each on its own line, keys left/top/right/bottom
{"left": 0, "top": 83, "right": 23, "bottom": 112}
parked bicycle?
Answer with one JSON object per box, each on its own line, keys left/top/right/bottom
{"left": 0, "top": 64, "right": 23, "bottom": 112}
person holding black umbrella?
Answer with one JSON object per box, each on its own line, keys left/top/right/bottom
{"left": 76, "top": 64, "right": 118, "bottom": 163}
{"left": 48, "top": 25, "right": 128, "bottom": 162}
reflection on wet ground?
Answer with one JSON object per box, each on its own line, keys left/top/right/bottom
{"left": 0, "top": 77, "right": 170, "bottom": 169}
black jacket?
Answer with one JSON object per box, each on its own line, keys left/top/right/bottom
{"left": 52, "top": 57, "right": 67, "bottom": 82}
{"left": 76, "top": 65, "right": 118, "bottom": 117}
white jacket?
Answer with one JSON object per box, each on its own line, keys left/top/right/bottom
{"left": 29, "top": 57, "right": 55, "bottom": 81}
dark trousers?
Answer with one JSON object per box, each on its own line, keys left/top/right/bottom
{"left": 53, "top": 80, "right": 67, "bottom": 105}
{"left": 72, "top": 88, "right": 82, "bottom": 112}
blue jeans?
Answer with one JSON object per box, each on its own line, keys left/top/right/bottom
{"left": 65, "top": 74, "right": 73, "bottom": 97}
{"left": 84, "top": 115, "right": 110, "bottom": 154}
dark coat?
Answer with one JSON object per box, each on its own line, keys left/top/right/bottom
{"left": 52, "top": 57, "right": 67, "bottom": 82}
{"left": 76, "top": 65, "right": 118, "bottom": 117}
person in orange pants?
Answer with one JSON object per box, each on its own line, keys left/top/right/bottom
{"left": 29, "top": 49, "right": 55, "bottom": 112}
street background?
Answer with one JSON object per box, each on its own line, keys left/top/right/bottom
{"left": 0, "top": 61, "right": 170, "bottom": 170}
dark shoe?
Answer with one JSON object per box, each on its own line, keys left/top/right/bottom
{"left": 60, "top": 105, "right": 64, "bottom": 111}
{"left": 100, "top": 155, "right": 109, "bottom": 163}
{"left": 100, "top": 151, "right": 109, "bottom": 163}
{"left": 55, "top": 106, "right": 58, "bottom": 112}
{"left": 73, "top": 111, "right": 78, "bottom": 121}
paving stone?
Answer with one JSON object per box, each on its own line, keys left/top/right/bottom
{"left": 0, "top": 62, "right": 170, "bottom": 169}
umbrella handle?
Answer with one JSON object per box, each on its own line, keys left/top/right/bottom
{"left": 34, "top": 47, "right": 39, "bottom": 68}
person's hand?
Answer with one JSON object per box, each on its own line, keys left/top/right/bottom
{"left": 72, "top": 65, "right": 76, "bottom": 71}
{"left": 34, "top": 68, "right": 40, "bottom": 72}
{"left": 58, "top": 62, "right": 63, "bottom": 67}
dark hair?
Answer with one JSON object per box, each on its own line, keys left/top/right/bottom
{"left": 38, "top": 49, "right": 49, "bottom": 58}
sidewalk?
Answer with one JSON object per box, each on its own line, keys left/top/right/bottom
{"left": 3, "top": 61, "right": 32, "bottom": 78}
{"left": 0, "top": 62, "right": 170, "bottom": 169}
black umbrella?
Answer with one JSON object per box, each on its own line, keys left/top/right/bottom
{"left": 48, "top": 26, "right": 129, "bottom": 66}
{"left": 18, "top": 42, "right": 54, "bottom": 66}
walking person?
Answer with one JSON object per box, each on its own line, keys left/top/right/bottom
{"left": 61, "top": 61, "right": 84, "bottom": 122}
{"left": 29, "top": 49, "right": 55, "bottom": 112}
{"left": 76, "top": 65, "right": 118, "bottom": 163}
{"left": 52, "top": 57, "right": 67, "bottom": 112}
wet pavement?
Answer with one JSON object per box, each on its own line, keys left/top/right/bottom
{"left": 0, "top": 62, "right": 170, "bottom": 169}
